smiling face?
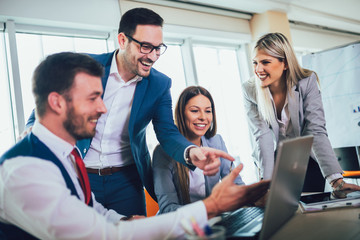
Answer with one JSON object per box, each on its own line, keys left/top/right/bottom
{"left": 253, "top": 49, "right": 287, "bottom": 89}
{"left": 63, "top": 72, "right": 106, "bottom": 141}
{"left": 184, "top": 94, "right": 213, "bottom": 145}
{"left": 118, "top": 25, "right": 163, "bottom": 81}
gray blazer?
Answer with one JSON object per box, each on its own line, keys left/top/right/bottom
{"left": 242, "top": 72, "right": 343, "bottom": 180}
{"left": 152, "top": 134, "right": 244, "bottom": 214}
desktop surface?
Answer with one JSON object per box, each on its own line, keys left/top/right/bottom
{"left": 269, "top": 206, "right": 360, "bottom": 240}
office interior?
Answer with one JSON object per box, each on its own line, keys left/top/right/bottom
{"left": 1, "top": 0, "right": 360, "bottom": 186}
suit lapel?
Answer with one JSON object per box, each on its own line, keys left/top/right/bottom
{"left": 129, "top": 77, "right": 149, "bottom": 132}
{"left": 269, "top": 99, "right": 279, "bottom": 142}
{"left": 101, "top": 51, "right": 116, "bottom": 99}
{"left": 200, "top": 137, "right": 215, "bottom": 197}
{"left": 288, "top": 85, "right": 300, "bottom": 136}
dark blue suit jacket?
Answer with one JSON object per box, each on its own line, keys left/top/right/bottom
{"left": 27, "top": 51, "right": 193, "bottom": 200}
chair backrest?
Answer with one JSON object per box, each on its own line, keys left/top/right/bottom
{"left": 333, "top": 147, "right": 360, "bottom": 171}
{"left": 144, "top": 188, "right": 159, "bottom": 217}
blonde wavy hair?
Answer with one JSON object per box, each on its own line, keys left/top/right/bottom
{"left": 252, "top": 32, "right": 314, "bottom": 124}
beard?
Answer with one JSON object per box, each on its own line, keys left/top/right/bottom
{"left": 122, "top": 46, "right": 152, "bottom": 78}
{"left": 63, "top": 105, "right": 97, "bottom": 140}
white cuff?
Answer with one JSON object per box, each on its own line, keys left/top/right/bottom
{"left": 326, "top": 173, "right": 343, "bottom": 184}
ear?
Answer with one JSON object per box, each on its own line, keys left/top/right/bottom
{"left": 284, "top": 60, "right": 288, "bottom": 70}
{"left": 47, "top": 92, "right": 65, "bottom": 115}
{"left": 118, "top": 32, "right": 127, "bottom": 50}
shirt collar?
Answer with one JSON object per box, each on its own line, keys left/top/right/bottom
{"left": 110, "top": 49, "right": 143, "bottom": 84}
{"left": 32, "top": 120, "right": 75, "bottom": 160}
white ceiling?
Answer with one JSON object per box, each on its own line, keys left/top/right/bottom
{"left": 166, "top": 0, "right": 360, "bottom": 35}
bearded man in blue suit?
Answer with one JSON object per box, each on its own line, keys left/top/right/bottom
{"left": 26, "top": 7, "right": 234, "bottom": 217}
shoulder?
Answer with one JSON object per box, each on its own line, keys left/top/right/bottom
{"left": 153, "top": 144, "right": 166, "bottom": 156}
{"left": 149, "top": 68, "right": 170, "bottom": 80}
{"left": 142, "top": 68, "right": 172, "bottom": 94}
{"left": 87, "top": 52, "right": 114, "bottom": 66}
{"left": 153, "top": 145, "right": 174, "bottom": 166}
{"left": 1, "top": 156, "right": 62, "bottom": 181}
{"left": 0, "top": 134, "right": 32, "bottom": 163}
{"left": 298, "top": 72, "right": 317, "bottom": 84}
{"left": 203, "top": 134, "right": 225, "bottom": 149}
{"left": 148, "top": 68, "right": 171, "bottom": 85}
{"left": 242, "top": 76, "right": 256, "bottom": 99}
{"left": 297, "top": 72, "right": 318, "bottom": 92}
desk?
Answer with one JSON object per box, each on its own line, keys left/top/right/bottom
{"left": 270, "top": 207, "right": 360, "bottom": 240}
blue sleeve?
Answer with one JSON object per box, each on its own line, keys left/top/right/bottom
{"left": 151, "top": 77, "right": 194, "bottom": 170}
{"left": 25, "top": 109, "right": 36, "bottom": 129}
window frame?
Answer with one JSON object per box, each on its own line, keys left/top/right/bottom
{"left": 2, "top": 20, "right": 116, "bottom": 141}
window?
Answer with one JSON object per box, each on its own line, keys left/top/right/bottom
{"left": 0, "top": 31, "right": 15, "bottom": 154}
{"left": 193, "top": 45, "right": 256, "bottom": 183}
{"left": 0, "top": 26, "right": 114, "bottom": 156}
{"left": 15, "top": 33, "right": 109, "bottom": 121}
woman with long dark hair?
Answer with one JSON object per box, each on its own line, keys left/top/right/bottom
{"left": 153, "top": 86, "right": 244, "bottom": 214}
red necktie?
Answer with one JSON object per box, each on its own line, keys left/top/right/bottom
{"left": 71, "top": 149, "right": 91, "bottom": 205}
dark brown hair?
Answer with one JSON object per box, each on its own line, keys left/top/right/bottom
{"left": 32, "top": 52, "right": 104, "bottom": 117}
{"left": 118, "top": 8, "right": 164, "bottom": 36}
{"left": 174, "top": 86, "right": 217, "bottom": 204}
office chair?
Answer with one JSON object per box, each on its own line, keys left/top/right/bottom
{"left": 333, "top": 146, "right": 360, "bottom": 185}
{"left": 144, "top": 188, "right": 159, "bottom": 217}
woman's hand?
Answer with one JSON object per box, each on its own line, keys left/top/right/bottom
{"left": 331, "top": 178, "right": 360, "bottom": 198}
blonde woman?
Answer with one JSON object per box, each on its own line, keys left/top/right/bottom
{"left": 153, "top": 86, "right": 244, "bottom": 214}
{"left": 242, "top": 32, "right": 360, "bottom": 192}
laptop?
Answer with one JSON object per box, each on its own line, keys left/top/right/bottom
{"left": 217, "top": 135, "right": 314, "bottom": 240}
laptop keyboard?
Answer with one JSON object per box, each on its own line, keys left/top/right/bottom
{"left": 219, "top": 207, "right": 264, "bottom": 235}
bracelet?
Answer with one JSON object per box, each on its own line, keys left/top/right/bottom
{"left": 333, "top": 180, "right": 345, "bottom": 191}
{"left": 185, "top": 146, "right": 196, "bottom": 166}
{"left": 330, "top": 178, "right": 342, "bottom": 188}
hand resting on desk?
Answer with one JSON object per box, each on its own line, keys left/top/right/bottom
{"left": 331, "top": 178, "right": 360, "bottom": 197}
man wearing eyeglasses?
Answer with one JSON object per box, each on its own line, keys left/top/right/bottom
{"left": 26, "top": 7, "right": 235, "bottom": 217}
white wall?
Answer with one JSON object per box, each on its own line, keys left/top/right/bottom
{"left": 1, "top": 0, "right": 359, "bottom": 53}
{"left": 0, "top": 0, "right": 120, "bottom": 31}
{"left": 291, "top": 25, "right": 360, "bottom": 53}
{"left": 119, "top": 0, "right": 250, "bottom": 34}
{"left": 118, "top": 0, "right": 251, "bottom": 45}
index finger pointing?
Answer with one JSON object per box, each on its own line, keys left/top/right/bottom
{"left": 211, "top": 149, "right": 235, "bottom": 162}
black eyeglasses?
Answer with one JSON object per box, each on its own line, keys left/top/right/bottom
{"left": 125, "top": 34, "right": 167, "bottom": 56}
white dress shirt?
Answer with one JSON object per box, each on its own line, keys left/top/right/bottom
{"left": 0, "top": 121, "right": 208, "bottom": 239}
{"left": 189, "top": 168, "right": 206, "bottom": 202}
{"left": 85, "top": 51, "right": 142, "bottom": 168}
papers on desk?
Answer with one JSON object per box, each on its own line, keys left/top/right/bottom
{"left": 299, "top": 191, "right": 360, "bottom": 213}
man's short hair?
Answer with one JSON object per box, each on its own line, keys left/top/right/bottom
{"left": 118, "top": 7, "right": 164, "bottom": 35}
{"left": 32, "top": 52, "right": 104, "bottom": 117}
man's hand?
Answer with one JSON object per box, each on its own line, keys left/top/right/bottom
{"left": 203, "top": 164, "right": 270, "bottom": 219}
{"left": 189, "top": 147, "right": 234, "bottom": 176}
{"left": 120, "top": 215, "right": 146, "bottom": 221}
